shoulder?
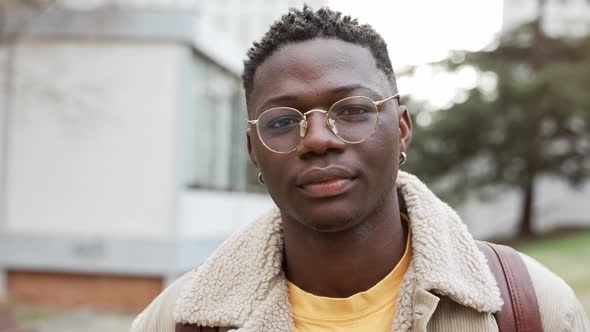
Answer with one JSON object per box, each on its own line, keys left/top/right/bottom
{"left": 519, "top": 253, "right": 590, "bottom": 331}
{"left": 131, "top": 271, "right": 195, "bottom": 332}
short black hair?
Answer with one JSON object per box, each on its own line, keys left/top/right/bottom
{"left": 242, "top": 5, "right": 397, "bottom": 102}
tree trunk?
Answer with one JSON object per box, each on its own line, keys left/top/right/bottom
{"left": 518, "top": 0, "right": 545, "bottom": 239}
{"left": 518, "top": 181, "right": 535, "bottom": 237}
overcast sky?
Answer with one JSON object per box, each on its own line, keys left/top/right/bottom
{"left": 327, "top": 0, "right": 504, "bottom": 108}
{"left": 327, "top": 0, "right": 504, "bottom": 66}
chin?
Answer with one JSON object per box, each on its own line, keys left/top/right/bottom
{"left": 298, "top": 208, "right": 364, "bottom": 233}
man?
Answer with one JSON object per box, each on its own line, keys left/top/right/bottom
{"left": 132, "top": 6, "right": 589, "bottom": 331}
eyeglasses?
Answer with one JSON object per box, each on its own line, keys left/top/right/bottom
{"left": 248, "top": 94, "right": 399, "bottom": 153}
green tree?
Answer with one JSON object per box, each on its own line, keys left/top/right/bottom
{"left": 406, "top": 0, "right": 590, "bottom": 237}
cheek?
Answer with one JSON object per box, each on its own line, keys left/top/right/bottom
{"left": 363, "top": 119, "right": 399, "bottom": 175}
{"left": 254, "top": 147, "right": 291, "bottom": 195}
{"left": 377, "top": 112, "right": 399, "bottom": 144}
{"left": 260, "top": 160, "right": 293, "bottom": 214}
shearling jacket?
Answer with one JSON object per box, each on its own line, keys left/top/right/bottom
{"left": 132, "top": 171, "right": 590, "bottom": 332}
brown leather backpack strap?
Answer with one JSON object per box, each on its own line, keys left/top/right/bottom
{"left": 476, "top": 241, "right": 543, "bottom": 332}
{"left": 175, "top": 324, "right": 221, "bottom": 332}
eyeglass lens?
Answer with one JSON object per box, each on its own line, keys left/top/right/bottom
{"left": 257, "top": 96, "right": 378, "bottom": 153}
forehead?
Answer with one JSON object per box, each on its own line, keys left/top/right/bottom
{"left": 248, "top": 38, "right": 392, "bottom": 114}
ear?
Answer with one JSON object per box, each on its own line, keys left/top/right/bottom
{"left": 246, "top": 127, "right": 259, "bottom": 169}
{"left": 398, "top": 105, "right": 413, "bottom": 153}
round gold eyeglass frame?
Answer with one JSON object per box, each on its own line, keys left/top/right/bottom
{"left": 247, "top": 94, "right": 400, "bottom": 154}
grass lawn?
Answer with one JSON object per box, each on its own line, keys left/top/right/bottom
{"left": 508, "top": 229, "right": 590, "bottom": 316}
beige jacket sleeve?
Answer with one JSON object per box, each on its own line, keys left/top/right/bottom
{"left": 131, "top": 272, "right": 192, "bottom": 332}
{"left": 521, "top": 253, "right": 590, "bottom": 332}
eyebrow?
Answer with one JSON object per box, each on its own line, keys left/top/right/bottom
{"left": 257, "top": 83, "right": 377, "bottom": 113}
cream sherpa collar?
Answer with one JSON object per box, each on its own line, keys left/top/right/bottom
{"left": 174, "top": 171, "right": 502, "bottom": 331}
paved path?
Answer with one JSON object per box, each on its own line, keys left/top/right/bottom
{"left": 19, "top": 310, "right": 135, "bottom": 332}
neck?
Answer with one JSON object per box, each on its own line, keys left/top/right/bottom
{"left": 283, "top": 190, "right": 408, "bottom": 298}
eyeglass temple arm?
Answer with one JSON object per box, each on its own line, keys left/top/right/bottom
{"left": 247, "top": 119, "right": 258, "bottom": 125}
{"left": 374, "top": 93, "right": 400, "bottom": 106}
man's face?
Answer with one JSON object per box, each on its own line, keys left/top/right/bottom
{"left": 247, "top": 38, "right": 412, "bottom": 232}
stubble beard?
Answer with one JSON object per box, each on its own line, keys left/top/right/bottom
{"left": 299, "top": 174, "right": 397, "bottom": 234}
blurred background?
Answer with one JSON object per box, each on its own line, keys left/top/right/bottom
{"left": 0, "top": 0, "right": 588, "bottom": 331}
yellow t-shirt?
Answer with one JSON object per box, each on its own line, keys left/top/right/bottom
{"left": 288, "top": 216, "right": 412, "bottom": 332}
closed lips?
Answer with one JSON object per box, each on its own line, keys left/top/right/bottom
{"left": 297, "top": 167, "right": 356, "bottom": 187}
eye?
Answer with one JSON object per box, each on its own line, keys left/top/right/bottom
{"left": 339, "top": 107, "right": 370, "bottom": 116}
{"left": 333, "top": 105, "right": 372, "bottom": 118}
{"left": 267, "top": 117, "right": 299, "bottom": 129}
{"left": 331, "top": 104, "right": 375, "bottom": 123}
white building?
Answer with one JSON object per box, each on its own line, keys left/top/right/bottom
{"left": 0, "top": 3, "right": 275, "bottom": 311}
{"left": 502, "top": 0, "right": 590, "bottom": 37}
{"left": 55, "top": 0, "right": 329, "bottom": 54}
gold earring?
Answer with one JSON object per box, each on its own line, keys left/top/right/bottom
{"left": 399, "top": 151, "right": 407, "bottom": 166}
{"left": 258, "top": 172, "right": 265, "bottom": 184}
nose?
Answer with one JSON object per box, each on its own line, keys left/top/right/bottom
{"left": 297, "top": 110, "right": 346, "bottom": 157}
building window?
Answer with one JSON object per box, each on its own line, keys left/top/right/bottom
{"left": 189, "top": 57, "right": 262, "bottom": 192}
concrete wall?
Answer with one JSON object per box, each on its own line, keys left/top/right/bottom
{"left": 0, "top": 47, "right": 8, "bottom": 233}
{"left": 180, "top": 190, "right": 274, "bottom": 238}
{"left": 3, "top": 40, "right": 183, "bottom": 239}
